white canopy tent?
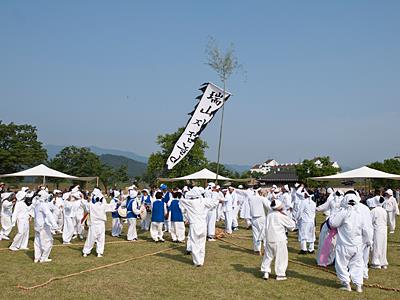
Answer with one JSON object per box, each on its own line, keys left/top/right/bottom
{"left": 0, "top": 164, "right": 97, "bottom": 185}
{"left": 159, "top": 168, "right": 234, "bottom": 182}
{"left": 310, "top": 166, "right": 400, "bottom": 181}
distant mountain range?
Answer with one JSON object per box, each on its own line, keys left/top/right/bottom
{"left": 45, "top": 144, "right": 148, "bottom": 163}
{"left": 99, "top": 154, "right": 147, "bottom": 178}
{"left": 45, "top": 145, "right": 252, "bottom": 175}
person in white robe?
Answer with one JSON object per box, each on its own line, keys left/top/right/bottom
{"left": 279, "top": 185, "right": 293, "bottom": 219}
{"left": 215, "top": 186, "right": 225, "bottom": 222}
{"left": 52, "top": 190, "right": 64, "bottom": 233}
{"left": 295, "top": 187, "right": 316, "bottom": 254}
{"left": 180, "top": 187, "right": 219, "bottom": 266}
{"left": 366, "top": 190, "right": 381, "bottom": 208}
{"left": 356, "top": 195, "right": 374, "bottom": 280}
{"left": 236, "top": 188, "right": 270, "bottom": 255}
{"left": 222, "top": 188, "right": 234, "bottom": 234}
{"left": 316, "top": 190, "right": 343, "bottom": 266}
{"left": 110, "top": 190, "right": 123, "bottom": 237}
{"left": 329, "top": 191, "right": 373, "bottom": 293}
{"left": 205, "top": 183, "right": 219, "bottom": 241}
{"left": 82, "top": 189, "right": 116, "bottom": 257}
{"left": 0, "top": 192, "right": 15, "bottom": 240}
{"left": 370, "top": 197, "right": 388, "bottom": 269}
{"left": 383, "top": 189, "right": 399, "bottom": 233}
{"left": 71, "top": 186, "right": 85, "bottom": 240}
{"left": 9, "top": 191, "right": 31, "bottom": 251}
{"left": 261, "top": 199, "right": 296, "bottom": 280}
{"left": 230, "top": 187, "right": 240, "bottom": 231}
{"left": 33, "top": 190, "right": 58, "bottom": 263}
{"left": 62, "top": 192, "right": 76, "bottom": 244}
{"left": 238, "top": 185, "right": 252, "bottom": 229}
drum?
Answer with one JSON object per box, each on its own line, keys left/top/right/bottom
{"left": 139, "top": 205, "right": 147, "bottom": 220}
{"left": 117, "top": 207, "right": 127, "bottom": 218}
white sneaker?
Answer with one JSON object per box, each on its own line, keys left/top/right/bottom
{"left": 276, "top": 276, "right": 287, "bottom": 281}
{"left": 356, "top": 285, "right": 363, "bottom": 293}
{"left": 389, "top": 231, "right": 394, "bottom": 234}
{"left": 263, "top": 273, "right": 269, "bottom": 280}
{"left": 40, "top": 258, "right": 52, "bottom": 263}
{"left": 370, "top": 265, "right": 381, "bottom": 269}
{"left": 20, "top": 247, "right": 29, "bottom": 250}
{"left": 97, "top": 253, "right": 103, "bottom": 258}
{"left": 208, "top": 238, "right": 216, "bottom": 242}
{"left": 9, "top": 247, "right": 19, "bottom": 251}
{"left": 83, "top": 253, "right": 87, "bottom": 257}
{"left": 79, "top": 234, "right": 84, "bottom": 240}
{"left": 63, "top": 242, "right": 71, "bottom": 245}
{"left": 339, "top": 283, "right": 351, "bottom": 291}
{"left": 2, "top": 236, "right": 10, "bottom": 240}
{"left": 34, "top": 259, "right": 39, "bottom": 263}
{"left": 72, "top": 235, "right": 78, "bottom": 240}
{"left": 382, "top": 265, "right": 388, "bottom": 269}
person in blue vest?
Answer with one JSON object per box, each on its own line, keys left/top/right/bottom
{"left": 125, "top": 189, "right": 141, "bottom": 241}
{"left": 160, "top": 184, "right": 172, "bottom": 232}
{"left": 168, "top": 190, "right": 186, "bottom": 243}
{"left": 140, "top": 189, "right": 153, "bottom": 231}
{"left": 111, "top": 190, "right": 123, "bottom": 237}
{"left": 150, "top": 191, "right": 167, "bottom": 242}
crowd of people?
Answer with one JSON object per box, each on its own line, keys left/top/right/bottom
{"left": 0, "top": 181, "right": 399, "bottom": 293}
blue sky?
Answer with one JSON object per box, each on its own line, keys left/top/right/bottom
{"left": 1, "top": 1, "right": 399, "bottom": 168}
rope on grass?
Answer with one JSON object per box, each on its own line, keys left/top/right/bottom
{"left": 17, "top": 245, "right": 179, "bottom": 291}
{"left": 216, "top": 237, "right": 400, "bottom": 293}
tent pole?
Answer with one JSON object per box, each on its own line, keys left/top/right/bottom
{"left": 43, "top": 176, "right": 46, "bottom": 186}
{"left": 96, "top": 177, "right": 99, "bottom": 187}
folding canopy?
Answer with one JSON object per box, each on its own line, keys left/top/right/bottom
{"left": 0, "top": 164, "right": 82, "bottom": 185}
{"left": 159, "top": 168, "right": 233, "bottom": 182}
{"left": 310, "top": 166, "right": 400, "bottom": 181}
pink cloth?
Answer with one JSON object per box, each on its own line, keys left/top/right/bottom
{"left": 319, "top": 227, "right": 337, "bottom": 267}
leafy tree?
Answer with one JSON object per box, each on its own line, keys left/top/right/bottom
{"left": 0, "top": 121, "right": 47, "bottom": 174}
{"left": 296, "top": 156, "right": 340, "bottom": 186}
{"left": 207, "top": 162, "right": 239, "bottom": 179}
{"left": 144, "top": 127, "right": 208, "bottom": 186}
{"left": 49, "top": 146, "right": 129, "bottom": 191}
{"left": 369, "top": 159, "right": 400, "bottom": 189}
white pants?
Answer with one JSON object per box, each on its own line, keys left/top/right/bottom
{"left": 206, "top": 209, "right": 217, "bottom": 237}
{"left": 170, "top": 221, "right": 185, "bottom": 242}
{"left": 298, "top": 221, "right": 315, "bottom": 243}
{"left": 150, "top": 222, "right": 164, "bottom": 241}
{"left": 301, "top": 240, "right": 314, "bottom": 251}
{"left": 111, "top": 218, "right": 123, "bottom": 237}
{"left": 0, "top": 215, "right": 12, "bottom": 237}
{"left": 34, "top": 225, "right": 54, "bottom": 261}
{"left": 74, "top": 215, "right": 84, "bottom": 236}
{"left": 127, "top": 218, "right": 137, "bottom": 240}
{"left": 54, "top": 210, "right": 63, "bottom": 232}
{"left": 371, "top": 226, "right": 388, "bottom": 267}
{"left": 141, "top": 214, "right": 151, "bottom": 231}
{"left": 188, "top": 222, "right": 207, "bottom": 266}
{"left": 335, "top": 243, "right": 364, "bottom": 286}
{"left": 232, "top": 206, "right": 240, "bottom": 228}
{"left": 388, "top": 212, "right": 396, "bottom": 232}
{"left": 362, "top": 243, "right": 370, "bottom": 279}
{"left": 251, "top": 216, "right": 266, "bottom": 252}
{"left": 10, "top": 218, "right": 29, "bottom": 249}
{"left": 224, "top": 211, "right": 233, "bottom": 234}
{"left": 62, "top": 217, "right": 75, "bottom": 242}
{"left": 83, "top": 222, "right": 105, "bottom": 255}
{"left": 261, "top": 241, "right": 288, "bottom": 277}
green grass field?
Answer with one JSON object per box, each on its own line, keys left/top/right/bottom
{"left": 0, "top": 213, "right": 399, "bottom": 300}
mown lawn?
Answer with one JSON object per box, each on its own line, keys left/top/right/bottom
{"left": 0, "top": 213, "right": 399, "bottom": 300}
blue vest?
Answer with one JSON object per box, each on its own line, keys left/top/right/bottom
{"left": 111, "top": 198, "right": 120, "bottom": 219}
{"left": 142, "top": 195, "right": 152, "bottom": 206}
{"left": 151, "top": 200, "right": 165, "bottom": 222}
{"left": 169, "top": 199, "right": 183, "bottom": 222}
{"left": 162, "top": 192, "right": 170, "bottom": 204}
{"left": 126, "top": 197, "right": 138, "bottom": 219}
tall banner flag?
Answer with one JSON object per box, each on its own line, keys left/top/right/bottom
{"left": 166, "top": 82, "right": 231, "bottom": 170}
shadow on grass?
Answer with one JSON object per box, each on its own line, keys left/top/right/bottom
{"left": 287, "top": 270, "right": 338, "bottom": 289}
{"left": 231, "top": 263, "right": 260, "bottom": 278}
{"left": 218, "top": 244, "right": 254, "bottom": 255}
{"left": 156, "top": 251, "right": 193, "bottom": 266}
{"left": 24, "top": 249, "right": 34, "bottom": 260}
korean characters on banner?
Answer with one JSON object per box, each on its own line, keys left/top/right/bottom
{"left": 166, "top": 82, "right": 231, "bottom": 170}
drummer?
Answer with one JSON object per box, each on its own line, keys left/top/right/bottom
{"left": 140, "top": 189, "right": 153, "bottom": 231}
